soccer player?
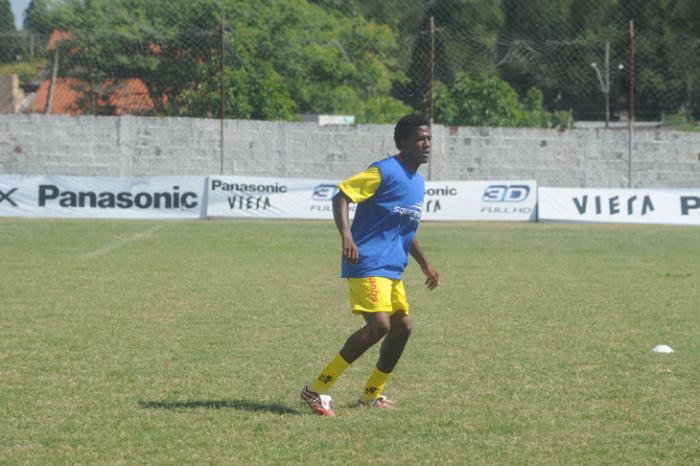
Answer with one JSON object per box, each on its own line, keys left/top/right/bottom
{"left": 301, "top": 114, "right": 440, "bottom": 416}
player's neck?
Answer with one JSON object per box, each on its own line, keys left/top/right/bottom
{"left": 396, "top": 153, "right": 419, "bottom": 173}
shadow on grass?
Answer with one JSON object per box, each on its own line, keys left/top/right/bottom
{"left": 138, "top": 399, "right": 300, "bottom": 415}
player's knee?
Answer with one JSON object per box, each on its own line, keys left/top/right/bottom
{"left": 368, "top": 319, "right": 391, "bottom": 340}
{"left": 394, "top": 317, "right": 412, "bottom": 336}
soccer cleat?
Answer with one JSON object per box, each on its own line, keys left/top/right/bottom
{"left": 358, "top": 395, "right": 397, "bottom": 410}
{"left": 300, "top": 385, "right": 335, "bottom": 416}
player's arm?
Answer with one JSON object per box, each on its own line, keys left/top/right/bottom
{"left": 333, "top": 191, "right": 359, "bottom": 264}
{"left": 333, "top": 167, "right": 382, "bottom": 264}
{"left": 409, "top": 238, "right": 440, "bottom": 290}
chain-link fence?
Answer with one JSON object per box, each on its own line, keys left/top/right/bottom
{"left": 1, "top": 0, "right": 699, "bottom": 126}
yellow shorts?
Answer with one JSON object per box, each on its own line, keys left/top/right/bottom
{"left": 348, "top": 277, "right": 409, "bottom": 315}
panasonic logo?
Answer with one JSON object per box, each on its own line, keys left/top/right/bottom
{"left": 38, "top": 185, "right": 199, "bottom": 209}
{"left": 211, "top": 180, "right": 287, "bottom": 193}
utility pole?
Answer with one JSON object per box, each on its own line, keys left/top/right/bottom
{"left": 604, "top": 40, "right": 610, "bottom": 129}
{"left": 628, "top": 20, "right": 635, "bottom": 188}
{"left": 45, "top": 47, "right": 59, "bottom": 114}
{"left": 590, "top": 41, "right": 611, "bottom": 128}
{"left": 220, "top": 14, "right": 225, "bottom": 175}
{"left": 429, "top": 16, "right": 435, "bottom": 125}
{"left": 428, "top": 16, "right": 435, "bottom": 181}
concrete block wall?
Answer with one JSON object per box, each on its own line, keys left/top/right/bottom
{"left": 434, "top": 125, "right": 700, "bottom": 188}
{"left": 1, "top": 114, "right": 699, "bottom": 187}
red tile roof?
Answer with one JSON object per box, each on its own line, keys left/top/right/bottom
{"left": 47, "top": 30, "right": 73, "bottom": 50}
{"left": 30, "top": 77, "right": 157, "bottom": 115}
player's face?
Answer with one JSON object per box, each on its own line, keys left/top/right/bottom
{"left": 400, "top": 125, "right": 432, "bottom": 166}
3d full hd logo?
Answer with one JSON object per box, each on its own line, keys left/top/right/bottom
{"left": 482, "top": 185, "right": 530, "bottom": 203}
{"left": 312, "top": 184, "right": 339, "bottom": 201}
{"left": 0, "top": 188, "right": 18, "bottom": 206}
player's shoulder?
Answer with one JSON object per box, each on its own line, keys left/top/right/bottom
{"left": 371, "top": 156, "right": 403, "bottom": 177}
{"left": 371, "top": 155, "right": 399, "bottom": 167}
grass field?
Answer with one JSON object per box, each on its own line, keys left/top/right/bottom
{"left": 1, "top": 219, "right": 699, "bottom": 465}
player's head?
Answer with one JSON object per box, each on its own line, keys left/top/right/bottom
{"left": 394, "top": 114, "right": 430, "bottom": 151}
{"left": 394, "top": 114, "right": 431, "bottom": 168}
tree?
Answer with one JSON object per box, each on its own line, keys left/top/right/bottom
{"left": 179, "top": 0, "right": 411, "bottom": 122}
{"left": 47, "top": 0, "right": 228, "bottom": 114}
{"left": 0, "top": 0, "right": 16, "bottom": 64}
{"left": 46, "top": 0, "right": 409, "bottom": 121}
{"left": 180, "top": 60, "right": 296, "bottom": 120}
{"left": 434, "top": 72, "right": 571, "bottom": 128}
{"left": 498, "top": 0, "right": 577, "bottom": 98}
{"left": 245, "top": 0, "right": 407, "bottom": 120}
{"left": 400, "top": 0, "right": 504, "bottom": 113}
{"left": 24, "top": 0, "right": 53, "bottom": 37}
{"left": 434, "top": 73, "right": 520, "bottom": 127}
{"left": 678, "top": 0, "right": 700, "bottom": 117}
{"left": 618, "top": 0, "right": 700, "bottom": 119}
{"left": 562, "top": 0, "right": 626, "bottom": 120}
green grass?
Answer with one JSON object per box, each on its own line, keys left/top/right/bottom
{"left": 1, "top": 219, "right": 699, "bottom": 465}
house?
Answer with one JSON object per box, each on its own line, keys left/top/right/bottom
{"left": 29, "top": 77, "right": 157, "bottom": 115}
{"left": 26, "top": 30, "right": 157, "bottom": 115}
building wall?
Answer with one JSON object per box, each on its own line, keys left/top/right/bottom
{"left": 0, "top": 75, "right": 27, "bottom": 114}
{"left": 1, "top": 114, "right": 699, "bottom": 187}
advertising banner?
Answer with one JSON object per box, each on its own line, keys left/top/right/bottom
{"left": 423, "top": 180, "right": 537, "bottom": 221}
{"left": 207, "top": 176, "right": 537, "bottom": 222}
{"left": 539, "top": 187, "right": 700, "bottom": 225}
{"left": 206, "top": 176, "right": 349, "bottom": 220}
{"left": 0, "top": 175, "right": 207, "bottom": 219}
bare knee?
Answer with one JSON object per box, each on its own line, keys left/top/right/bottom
{"left": 365, "top": 314, "right": 391, "bottom": 340}
{"left": 369, "top": 320, "right": 391, "bottom": 340}
{"left": 391, "top": 314, "right": 412, "bottom": 336}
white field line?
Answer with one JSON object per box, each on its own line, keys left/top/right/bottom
{"left": 82, "top": 224, "right": 163, "bottom": 258}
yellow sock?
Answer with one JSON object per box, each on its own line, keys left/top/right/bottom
{"left": 362, "top": 367, "right": 391, "bottom": 401}
{"left": 309, "top": 353, "right": 350, "bottom": 394}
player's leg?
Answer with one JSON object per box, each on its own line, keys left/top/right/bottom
{"left": 306, "top": 310, "right": 390, "bottom": 396}
{"left": 301, "top": 278, "right": 393, "bottom": 416}
{"left": 359, "top": 280, "right": 411, "bottom": 408}
{"left": 339, "top": 311, "right": 391, "bottom": 363}
{"left": 377, "top": 311, "right": 412, "bottom": 373}
{"left": 337, "top": 276, "right": 395, "bottom": 363}
{"left": 358, "top": 312, "right": 410, "bottom": 408}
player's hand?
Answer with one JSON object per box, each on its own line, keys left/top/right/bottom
{"left": 421, "top": 264, "right": 440, "bottom": 290}
{"left": 342, "top": 236, "right": 359, "bottom": 264}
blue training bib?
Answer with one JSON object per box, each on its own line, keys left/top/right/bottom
{"left": 342, "top": 155, "right": 425, "bottom": 279}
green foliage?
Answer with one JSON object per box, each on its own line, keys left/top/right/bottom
{"left": 13, "top": 0, "right": 700, "bottom": 121}
{"left": 0, "top": 0, "right": 16, "bottom": 64}
{"left": 618, "top": 0, "right": 700, "bottom": 119}
{"left": 434, "top": 73, "right": 519, "bottom": 127}
{"left": 429, "top": 0, "right": 503, "bottom": 85}
{"left": 24, "top": 0, "right": 53, "bottom": 36}
{"left": 35, "top": 0, "right": 407, "bottom": 121}
{"left": 0, "top": 0, "right": 14, "bottom": 33}
{"left": 47, "top": 0, "right": 222, "bottom": 114}
{"left": 180, "top": 61, "right": 296, "bottom": 120}
{"left": 434, "top": 72, "right": 572, "bottom": 128}
{"left": 0, "top": 61, "right": 45, "bottom": 84}
{"left": 662, "top": 108, "right": 700, "bottom": 131}
{"left": 662, "top": 108, "right": 693, "bottom": 125}
{"left": 352, "top": 95, "right": 413, "bottom": 124}
{"left": 214, "top": 0, "right": 407, "bottom": 121}
{"left": 552, "top": 109, "right": 574, "bottom": 129}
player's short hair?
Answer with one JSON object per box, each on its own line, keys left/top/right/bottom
{"left": 394, "top": 114, "right": 430, "bottom": 150}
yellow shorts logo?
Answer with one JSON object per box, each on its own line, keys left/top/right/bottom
{"left": 368, "top": 277, "right": 379, "bottom": 303}
{"left": 348, "top": 277, "right": 410, "bottom": 315}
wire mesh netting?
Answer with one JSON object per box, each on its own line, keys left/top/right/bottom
{"left": 2, "top": 0, "right": 699, "bottom": 125}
